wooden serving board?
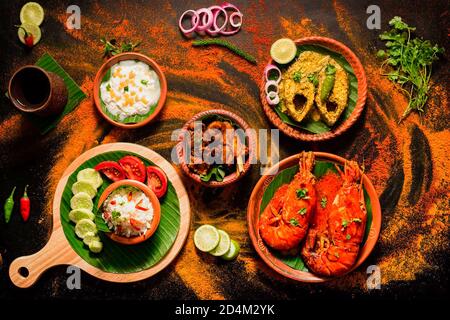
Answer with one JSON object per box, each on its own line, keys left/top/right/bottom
{"left": 9, "top": 143, "right": 191, "bottom": 288}
{"left": 247, "top": 152, "right": 381, "bottom": 282}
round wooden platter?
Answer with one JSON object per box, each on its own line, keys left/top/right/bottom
{"left": 247, "top": 152, "right": 381, "bottom": 282}
{"left": 9, "top": 143, "right": 191, "bottom": 288}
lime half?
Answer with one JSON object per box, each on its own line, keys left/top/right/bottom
{"left": 20, "top": 2, "right": 45, "bottom": 26}
{"left": 221, "top": 240, "right": 240, "bottom": 261}
{"left": 209, "top": 230, "right": 231, "bottom": 257}
{"left": 194, "top": 225, "right": 220, "bottom": 252}
{"left": 270, "top": 38, "right": 297, "bottom": 64}
{"left": 17, "top": 23, "right": 41, "bottom": 45}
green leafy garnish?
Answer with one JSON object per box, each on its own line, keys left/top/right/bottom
{"left": 124, "top": 86, "right": 129, "bottom": 92}
{"left": 378, "top": 16, "right": 444, "bottom": 122}
{"left": 292, "top": 71, "right": 302, "bottom": 82}
{"left": 296, "top": 188, "right": 309, "bottom": 199}
{"left": 141, "top": 79, "right": 148, "bottom": 85}
{"left": 298, "top": 208, "right": 307, "bottom": 216}
{"left": 289, "top": 218, "right": 299, "bottom": 227}
{"left": 200, "top": 166, "right": 226, "bottom": 182}
{"left": 342, "top": 219, "right": 349, "bottom": 228}
{"left": 112, "top": 211, "right": 121, "bottom": 220}
{"left": 106, "top": 84, "right": 111, "bottom": 91}
{"left": 100, "top": 37, "right": 141, "bottom": 58}
{"left": 307, "top": 73, "right": 319, "bottom": 86}
{"left": 352, "top": 218, "right": 362, "bottom": 223}
{"left": 320, "top": 197, "right": 327, "bottom": 208}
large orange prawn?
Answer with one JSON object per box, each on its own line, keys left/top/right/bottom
{"left": 301, "top": 161, "right": 367, "bottom": 276}
{"left": 259, "top": 152, "right": 317, "bottom": 251}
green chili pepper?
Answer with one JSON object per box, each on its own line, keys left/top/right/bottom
{"left": 4, "top": 187, "right": 16, "bottom": 223}
{"left": 320, "top": 64, "right": 336, "bottom": 101}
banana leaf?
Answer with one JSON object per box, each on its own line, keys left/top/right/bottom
{"left": 260, "top": 161, "right": 372, "bottom": 272}
{"left": 99, "top": 67, "right": 159, "bottom": 124}
{"left": 60, "top": 150, "right": 180, "bottom": 273}
{"left": 273, "top": 44, "right": 358, "bottom": 134}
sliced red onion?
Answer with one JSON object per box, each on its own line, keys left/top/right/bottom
{"left": 265, "top": 80, "right": 279, "bottom": 96}
{"left": 266, "top": 91, "right": 280, "bottom": 105}
{"left": 264, "top": 64, "right": 282, "bottom": 84}
{"left": 229, "top": 12, "right": 243, "bottom": 28}
{"left": 179, "top": 9, "right": 199, "bottom": 37}
{"left": 194, "top": 8, "right": 213, "bottom": 34}
{"left": 206, "top": 5, "right": 228, "bottom": 36}
{"left": 219, "top": 2, "right": 242, "bottom": 36}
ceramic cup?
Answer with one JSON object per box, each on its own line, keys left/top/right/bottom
{"left": 8, "top": 65, "right": 68, "bottom": 117}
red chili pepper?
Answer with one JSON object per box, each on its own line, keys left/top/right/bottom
{"left": 128, "top": 192, "right": 133, "bottom": 201}
{"left": 16, "top": 26, "right": 34, "bottom": 48}
{"left": 135, "top": 205, "right": 148, "bottom": 211}
{"left": 20, "top": 185, "right": 30, "bottom": 222}
{"left": 110, "top": 200, "right": 116, "bottom": 205}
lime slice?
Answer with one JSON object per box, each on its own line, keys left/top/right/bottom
{"left": 20, "top": 2, "right": 45, "bottom": 26}
{"left": 209, "top": 230, "right": 231, "bottom": 256}
{"left": 70, "top": 192, "right": 94, "bottom": 210}
{"left": 89, "top": 240, "right": 103, "bottom": 253}
{"left": 221, "top": 240, "right": 240, "bottom": 261}
{"left": 270, "top": 38, "right": 297, "bottom": 64}
{"left": 69, "top": 209, "right": 95, "bottom": 223}
{"left": 194, "top": 225, "right": 220, "bottom": 252}
{"left": 17, "top": 23, "right": 41, "bottom": 45}
{"left": 75, "top": 219, "right": 97, "bottom": 239}
{"left": 72, "top": 181, "right": 97, "bottom": 198}
{"left": 83, "top": 234, "right": 100, "bottom": 246}
{"left": 77, "top": 168, "right": 103, "bottom": 189}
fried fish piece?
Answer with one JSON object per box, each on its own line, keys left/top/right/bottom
{"left": 315, "top": 60, "right": 349, "bottom": 126}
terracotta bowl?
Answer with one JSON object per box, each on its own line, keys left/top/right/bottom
{"left": 93, "top": 52, "right": 167, "bottom": 129}
{"left": 247, "top": 152, "right": 381, "bottom": 282}
{"left": 261, "top": 37, "right": 367, "bottom": 142}
{"left": 98, "top": 179, "right": 161, "bottom": 245}
{"left": 176, "top": 109, "right": 256, "bottom": 188}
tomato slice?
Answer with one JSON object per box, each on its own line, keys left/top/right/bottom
{"left": 94, "top": 161, "right": 126, "bottom": 181}
{"left": 130, "top": 218, "right": 145, "bottom": 231}
{"left": 146, "top": 166, "right": 168, "bottom": 198}
{"left": 118, "top": 156, "right": 146, "bottom": 183}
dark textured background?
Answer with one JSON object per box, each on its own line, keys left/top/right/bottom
{"left": 0, "top": 0, "right": 448, "bottom": 300}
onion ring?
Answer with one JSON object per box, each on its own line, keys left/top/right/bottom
{"left": 229, "top": 12, "right": 243, "bottom": 28}
{"left": 194, "top": 8, "right": 213, "bottom": 33}
{"left": 266, "top": 91, "right": 280, "bottom": 105}
{"left": 219, "top": 2, "right": 242, "bottom": 36}
{"left": 206, "top": 5, "right": 228, "bottom": 36}
{"left": 178, "top": 9, "right": 199, "bottom": 37}
{"left": 265, "top": 80, "right": 279, "bottom": 95}
{"left": 264, "top": 64, "right": 282, "bottom": 84}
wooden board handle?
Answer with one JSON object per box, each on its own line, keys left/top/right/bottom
{"left": 9, "top": 228, "right": 79, "bottom": 288}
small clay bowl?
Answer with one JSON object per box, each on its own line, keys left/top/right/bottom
{"left": 98, "top": 180, "right": 161, "bottom": 245}
{"left": 93, "top": 52, "right": 167, "bottom": 129}
{"left": 8, "top": 65, "right": 68, "bottom": 117}
{"left": 176, "top": 109, "right": 256, "bottom": 188}
{"left": 247, "top": 152, "right": 381, "bottom": 282}
{"left": 261, "top": 37, "right": 367, "bottom": 142}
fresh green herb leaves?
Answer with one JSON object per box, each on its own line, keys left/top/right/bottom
{"left": 289, "top": 218, "right": 299, "bottom": 227}
{"left": 124, "top": 86, "right": 129, "bottom": 92}
{"left": 377, "top": 16, "right": 444, "bottom": 122}
{"left": 298, "top": 208, "right": 307, "bottom": 216}
{"left": 292, "top": 71, "right": 302, "bottom": 82}
{"left": 141, "top": 79, "right": 148, "bottom": 85}
{"left": 320, "top": 196, "right": 327, "bottom": 208}
{"left": 307, "top": 73, "right": 319, "bottom": 87}
{"left": 112, "top": 211, "right": 121, "bottom": 220}
{"left": 296, "top": 188, "right": 309, "bottom": 199}
{"left": 341, "top": 219, "right": 349, "bottom": 228}
{"left": 100, "top": 37, "right": 141, "bottom": 58}
{"left": 352, "top": 218, "right": 362, "bottom": 223}
{"left": 200, "top": 166, "right": 226, "bottom": 182}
